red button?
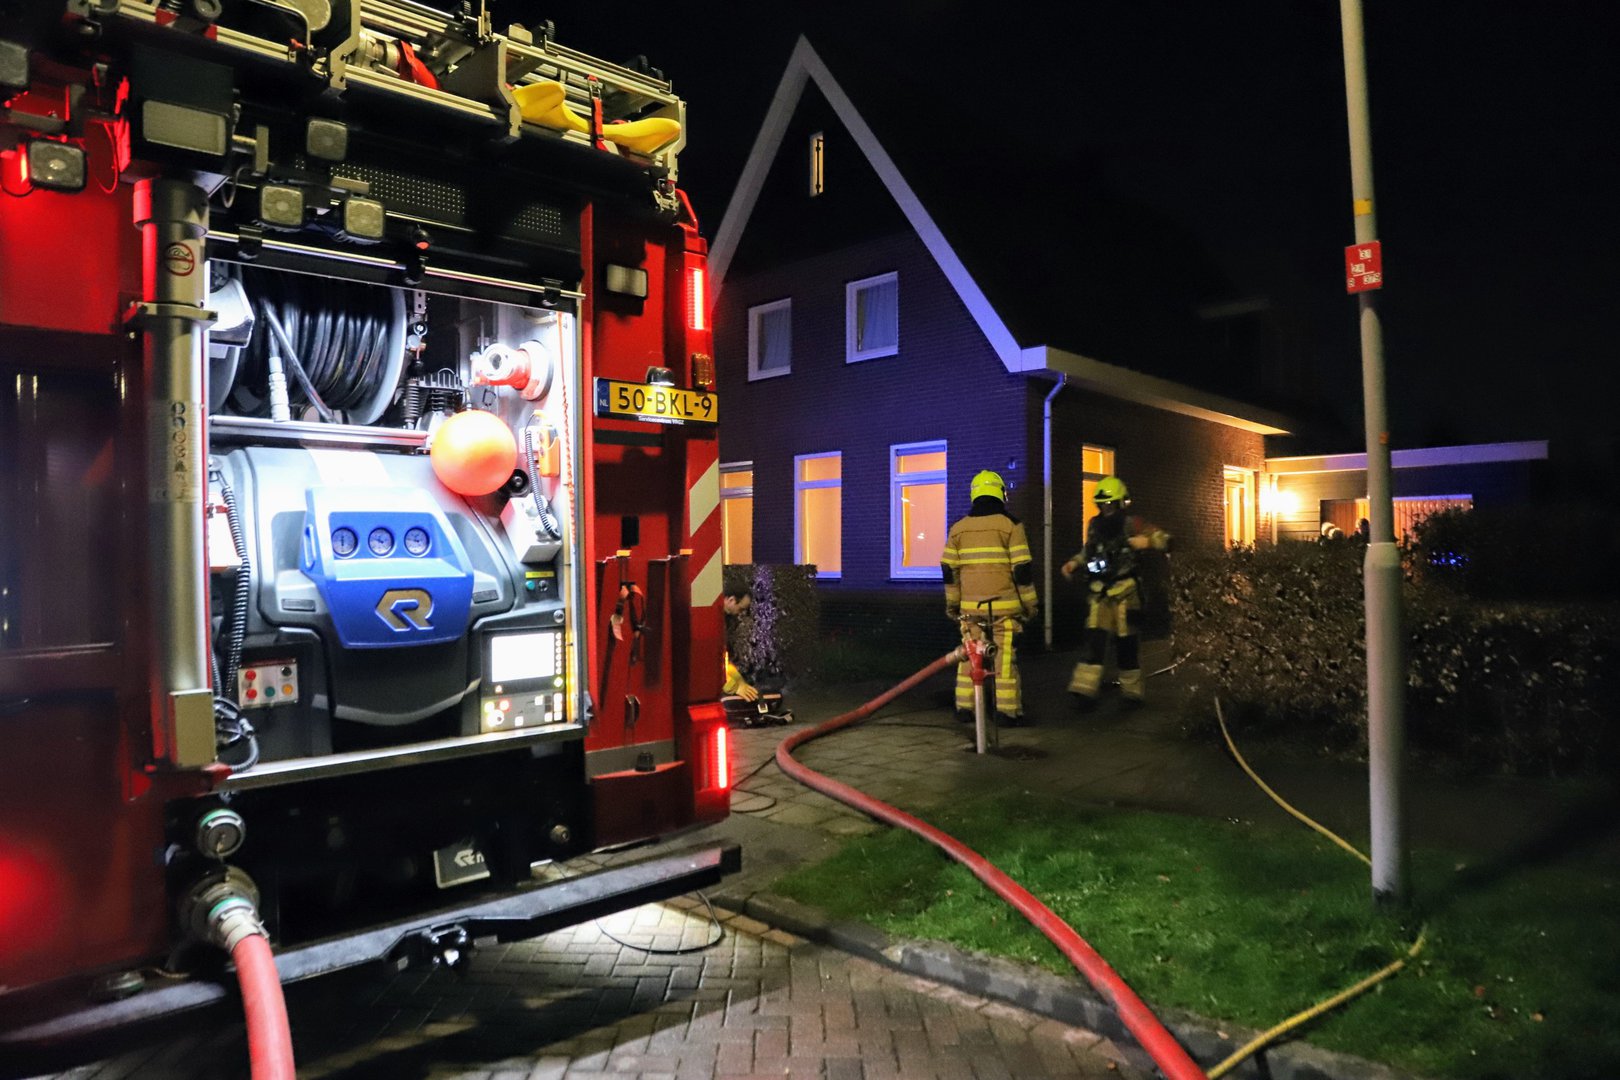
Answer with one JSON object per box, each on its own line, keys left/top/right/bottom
{"left": 245, "top": 688, "right": 258, "bottom": 700}
{"left": 245, "top": 670, "right": 257, "bottom": 681}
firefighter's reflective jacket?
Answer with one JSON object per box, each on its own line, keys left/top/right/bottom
{"left": 942, "top": 511, "right": 1038, "bottom": 619}
{"left": 1070, "top": 514, "right": 1171, "bottom": 592}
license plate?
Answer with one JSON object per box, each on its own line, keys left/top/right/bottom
{"left": 594, "top": 379, "right": 717, "bottom": 426}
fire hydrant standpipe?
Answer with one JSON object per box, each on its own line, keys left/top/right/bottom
{"left": 775, "top": 650, "right": 1209, "bottom": 1080}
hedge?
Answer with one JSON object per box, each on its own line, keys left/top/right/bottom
{"left": 722, "top": 564, "right": 820, "bottom": 682}
{"left": 1172, "top": 542, "right": 1620, "bottom": 776}
{"left": 1412, "top": 503, "right": 1620, "bottom": 600}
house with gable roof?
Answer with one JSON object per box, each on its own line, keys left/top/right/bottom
{"left": 706, "top": 36, "right": 1297, "bottom": 651}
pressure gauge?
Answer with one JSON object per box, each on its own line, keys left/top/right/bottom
{"left": 367, "top": 527, "right": 394, "bottom": 556}
{"left": 332, "top": 527, "right": 358, "bottom": 557}
{"left": 403, "top": 526, "right": 430, "bottom": 556}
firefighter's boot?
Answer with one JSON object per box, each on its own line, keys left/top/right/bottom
{"left": 1069, "top": 661, "right": 1103, "bottom": 708}
{"left": 1117, "top": 667, "right": 1146, "bottom": 705}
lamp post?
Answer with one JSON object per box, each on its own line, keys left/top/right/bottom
{"left": 1340, "top": 0, "right": 1408, "bottom": 905}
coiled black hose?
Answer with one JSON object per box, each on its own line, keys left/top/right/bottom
{"left": 233, "top": 270, "right": 398, "bottom": 421}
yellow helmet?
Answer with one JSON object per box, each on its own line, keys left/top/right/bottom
{"left": 969, "top": 470, "right": 1006, "bottom": 502}
{"left": 1094, "top": 476, "right": 1129, "bottom": 504}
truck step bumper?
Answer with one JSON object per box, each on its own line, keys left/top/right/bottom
{"left": 0, "top": 842, "right": 740, "bottom": 1066}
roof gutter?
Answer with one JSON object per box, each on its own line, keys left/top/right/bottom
{"left": 1022, "top": 346, "right": 1292, "bottom": 436}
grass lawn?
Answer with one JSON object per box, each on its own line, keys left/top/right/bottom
{"left": 772, "top": 793, "right": 1620, "bottom": 1079}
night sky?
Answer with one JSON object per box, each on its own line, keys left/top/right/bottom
{"left": 525, "top": 1, "right": 1619, "bottom": 474}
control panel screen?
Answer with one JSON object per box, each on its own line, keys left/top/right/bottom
{"left": 489, "top": 631, "right": 559, "bottom": 683}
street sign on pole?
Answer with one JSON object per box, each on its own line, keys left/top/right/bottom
{"left": 1340, "top": 0, "right": 1407, "bottom": 908}
{"left": 1346, "top": 241, "right": 1383, "bottom": 293}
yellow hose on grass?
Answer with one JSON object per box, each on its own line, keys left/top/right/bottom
{"left": 1215, "top": 698, "right": 1370, "bottom": 867}
{"left": 1208, "top": 697, "right": 1427, "bottom": 1079}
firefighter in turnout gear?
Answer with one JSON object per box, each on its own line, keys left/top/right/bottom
{"left": 1062, "top": 476, "right": 1171, "bottom": 705}
{"left": 942, "top": 470, "right": 1039, "bottom": 725}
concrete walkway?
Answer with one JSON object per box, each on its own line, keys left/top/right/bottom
{"left": 702, "top": 644, "right": 1620, "bottom": 904}
{"left": 26, "top": 896, "right": 1150, "bottom": 1080}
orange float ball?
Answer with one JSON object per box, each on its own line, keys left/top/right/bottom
{"left": 430, "top": 409, "right": 517, "bottom": 496}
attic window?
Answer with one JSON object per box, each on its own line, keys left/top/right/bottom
{"left": 809, "top": 131, "right": 825, "bottom": 196}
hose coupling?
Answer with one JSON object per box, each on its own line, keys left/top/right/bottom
{"left": 181, "top": 866, "right": 267, "bottom": 953}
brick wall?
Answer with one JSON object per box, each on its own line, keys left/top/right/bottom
{"left": 716, "top": 229, "right": 1271, "bottom": 652}
{"left": 1040, "top": 390, "right": 1267, "bottom": 645}
{"left": 1046, "top": 392, "right": 1265, "bottom": 554}
{"left": 715, "top": 229, "right": 1027, "bottom": 652}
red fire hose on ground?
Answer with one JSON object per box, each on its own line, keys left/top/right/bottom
{"left": 233, "top": 934, "right": 296, "bottom": 1080}
{"left": 774, "top": 650, "right": 1209, "bottom": 1080}
{"left": 185, "top": 873, "right": 297, "bottom": 1080}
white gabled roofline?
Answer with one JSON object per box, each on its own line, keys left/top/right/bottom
{"left": 709, "top": 37, "right": 1026, "bottom": 372}
{"left": 1266, "top": 440, "right": 1550, "bottom": 474}
{"left": 709, "top": 36, "right": 1291, "bottom": 435}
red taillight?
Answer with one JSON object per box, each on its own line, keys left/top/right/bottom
{"left": 688, "top": 266, "right": 706, "bottom": 332}
{"left": 713, "top": 725, "right": 729, "bottom": 789}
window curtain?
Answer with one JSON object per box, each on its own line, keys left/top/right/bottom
{"left": 857, "top": 278, "right": 898, "bottom": 351}
{"left": 759, "top": 306, "right": 790, "bottom": 372}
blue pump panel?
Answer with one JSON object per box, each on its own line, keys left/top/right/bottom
{"left": 302, "top": 487, "right": 475, "bottom": 649}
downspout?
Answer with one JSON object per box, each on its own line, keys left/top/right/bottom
{"left": 1042, "top": 375, "right": 1066, "bottom": 650}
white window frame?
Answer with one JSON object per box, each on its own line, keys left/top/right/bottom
{"left": 845, "top": 271, "right": 899, "bottom": 363}
{"left": 1223, "top": 465, "right": 1257, "bottom": 549}
{"left": 720, "top": 461, "right": 754, "bottom": 564}
{"left": 889, "top": 440, "right": 947, "bottom": 581}
{"left": 747, "top": 298, "right": 792, "bottom": 382}
{"left": 794, "top": 451, "right": 842, "bottom": 579}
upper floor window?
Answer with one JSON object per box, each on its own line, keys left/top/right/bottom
{"left": 890, "top": 441, "right": 947, "bottom": 580}
{"left": 721, "top": 463, "right": 754, "bottom": 564}
{"left": 794, "top": 452, "right": 842, "bottom": 578}
{"left": 748, "top": 299, "right": 792, "bottom": 381}
{"left": 846, "top": 271, "right": 899, "bottom": 363}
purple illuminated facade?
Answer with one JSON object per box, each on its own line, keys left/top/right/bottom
{"left": 708, "top": 39, "right": 1288, "bottom": 650}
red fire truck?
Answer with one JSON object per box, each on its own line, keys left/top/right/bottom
{"left": 0, "top": 1, "right": 734, "bottom": 1069}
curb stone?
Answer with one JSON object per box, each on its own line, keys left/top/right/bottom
{"left": 708, "top": 885, "right": 1428, "bottom": 1080}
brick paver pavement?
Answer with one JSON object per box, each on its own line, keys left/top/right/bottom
{"left": 28, "top": 897, "right": 1146, "bottom": 1080}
